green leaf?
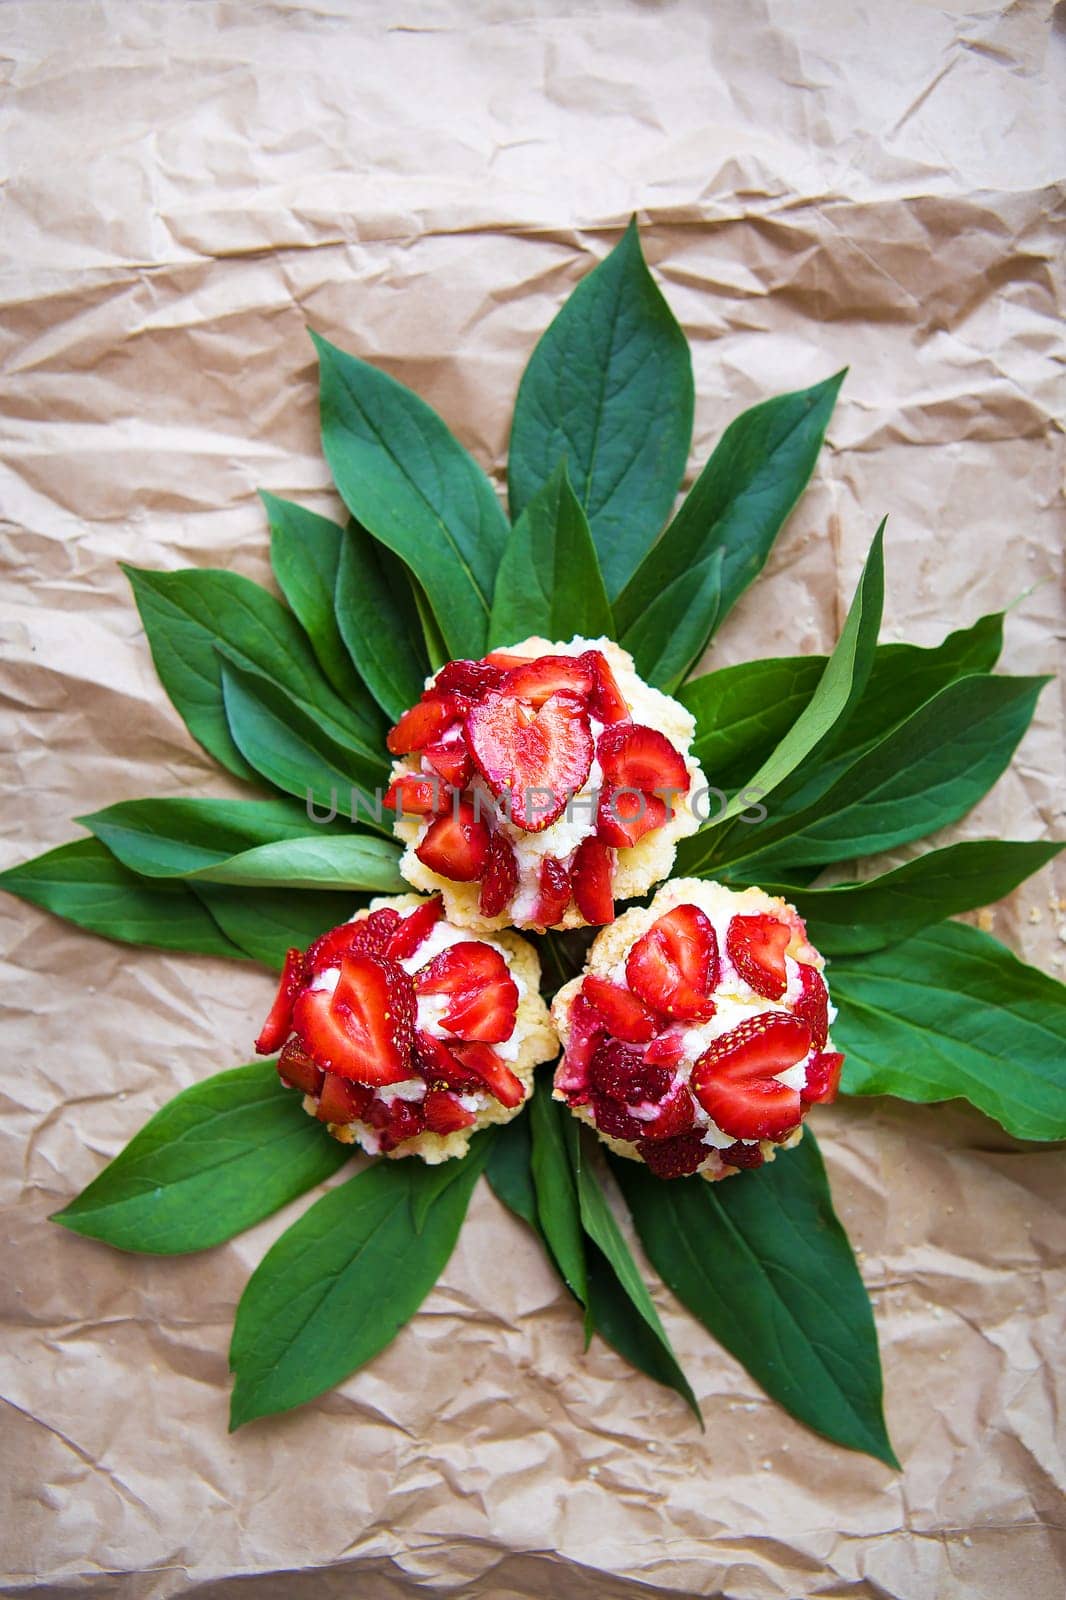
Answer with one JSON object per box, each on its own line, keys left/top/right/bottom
{"left": 52, "top": 1062, "right": 349, "bottom": 1254}
{"left": 610, "top": 1135, "right": 898, "bottom": 1466}
{"left": 0, "top": 838, "right": 244, "bottom": 959}
{"left": 334, "top": 521, "right": 431, "bottom": 721}
{"left": 832, "top": 921, "right": 1066, "bottom": 1140}
{"left": 123, "top": 565, "right": 379, "bottom": 780}
{"left": 761, "top": 839, "right": 1064, "bottom": 956}
{"left": 621, "top": 547, "right": 723, "bottom": 693}
{"left": 508, "top": 220, "right": 694, "bottom": 597}
{"left": 313, "top": 330, "right": 508, "bottom": 660}
{"left": 489, "top": 461, "right": 613, "bottom": 647}
{"left": 228, "top": 1135, "right": 492, "bottom": 1428}
{"left": 262, "top": 492, "right": 378, "bottom": 711}
{"left": 529, "top": 1077, "right": 588, "bottom": 1306}
{"left": 718, "top": 673, "right": 1048, "bottom": 873}
{"left": 192, "top": 883, "right": 366, "bottom": 969}
{"left": 574, "top": 1138, "right": 701, "bottom": 1420}
{"left": 485, "top": 1110, "right": 545, "bottom": 1241}
{"left": 614, "top": 370, "right": 844, "bottom": 637}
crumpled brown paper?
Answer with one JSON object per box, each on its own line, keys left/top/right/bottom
{"left": 1, "top": 1, "right": 1063, "bottom": 1596}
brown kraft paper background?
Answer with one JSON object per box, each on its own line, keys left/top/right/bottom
{"left": 1, "top": 2, "right": 1063, "bottom": 1597}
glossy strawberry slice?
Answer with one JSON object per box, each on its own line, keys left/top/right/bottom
{"left": 555, "top": 993, "right": 604, "bottom": 1100}
{"left": 368, "top": 1097, "right": 427, "bottom": 1150}
{"left": 415, "top": 800, "right": 490, "bottom": 881}
{"left": 582, "top": 650, "right": 629, "bottom": 724}
{"left": 387, "top": 691, "right": 465, "bottom": 755}
{"left": 424, "top": 1087, "right": 478, "bottom": 1134}
{"left": 277, "top": 1038, "right": 324, "bottom": 1096}
{"left": 572, "top": 835, "right": 614, "bottom": 924}
{"left": 589, "top": 1037, "right": 671, "bottom": 1104}
{"left": 533, "top": 855, "right": 571, "bottom": 927}
{"left": 591, "top": 1094, "right": 646, "bottom": 1141}
{"left": 499, "top": 654, "right": 595, "bottom": 707}
{"left": 596, "top": 785, "right": 668, "bottom": 848}
{"left": 794, "top": 963, "right": 830, "bottom": 1049}
{"left": 644, "top": 1029, "right": 687, "bottom": 1069}
{"left": 449, "top": 1040, "right": 526, "bottom": 1107}
{"left": 384, "top": 773, "right": 451, "bottom": 816}
{"left": 434, "top": 658, "right": 504, "bottom": 698}
{"left": 581, "top": 975, "right": 658, "bottom": 1044}
{"left": 692, "top": 1013, "right": 811, "bottom": 1140}
{"left": 484, "top": 649, "right": 531, "bottom": 670}
{"left": 637, "top": 1131, "right": 708, "bottom": 1178}
{"left": 720, "top": 1139, "right": 765, "bottom": 1169}
{"left": 293, "top": 954, "right": 414, "bottom": 1084}
{"left": 415, "top": 943, "right": 519, "bottom": 1043}
{"left": 422, "top": 738, "right": 473, "bottom": 790}
{"left": 466, "top": 690, "right": 593, "bottom": 831}
{"left": 637, "top": 1080, "right": 698, "bottom": 1140}
{"left": 801, "top": 1050, "right": 844, "bottom": 1105}
{"left": 413, "top": 1029, "right": 480, "bottom": 1089}
{"left": 304, "top": 909, "right": 401, "bottom": 975}
{"left": 316, "top": 1071, "right": 374, "bottom": 1124}
{"left": 384, "top": 894, "right": 444, "bottom": 962}
{"left": 626, "top": 904, "right": 718, "bottom": 1021}
{"left": 479, "top": 831, "right": 519, "bottom": 917}
{"left": 597, "top": 723, "right": 689, "bottom": 796}
{"left": 726, "top": 913, "right": 791, "bottom": 1000}
{"left": 255, "top": 946, "right": 304, "bottom": 1054}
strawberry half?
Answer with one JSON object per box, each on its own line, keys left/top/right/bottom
{"left": 384, "top": 893, "right": 444, "bottom": 962}
{"left": 637, "top": 1131, "right": 708, "bottom": 1179}
{"left": 277, "top": 1038, "right": 324, "bottom": 1097}
{"left": 415, "top": 942, "right": 519, "bottom": 1043}
{"left": 726, "top": 913, "right": 791, "bottom": 1000}
{"left": 387, "top": 691, "right": 465, "bottom": 755}
{"left": 596, "top": 786, "right": 668, "bottom": 848}
{"left": 422, "top": 738, "right": 473, "bottom": 790}
{"left": 533, "top": 855, "right": 571, "bottom": 927}
{"left": 555, "top": 993, "right": 604, "bottom": 1100}
{"left": 449, "top": 1040, "right": 526, "bottom": 1107}
{"left": 434, "top": 658, "right": 505, "bottom": 698}
{"left": 423, "top": 1087, "right": 478, "bottom": 1134}
{"left": 626, "top": 904, "right": 719, "bottom": 1021}
{"left": 794, "top": 963, "right": 830, "bottom": 1049}
{"left": 466, "top": 690, "right": 593, "bottom": 831}
{"left": 589, "top": 1038, "right": 671, "bottom": 1104}
{"left": 415, "top": 799, "right": 490, "bottom": 882}
{"left": 479, "top": 831, "right": 519, "bottom": 917}
{"left": 720, "top": 1139, "right": 765, "bottom": 1169}
{"left": 801, "top": 1050, "right": 844, "bottom": 1105}
{"left": 572, "top": 835, "right": 614, "bottom": 924}
{"left": 384, "top": 773, "right": 451, "bottom": 816}
{"left": 581, "top": 974, "right": 658, "bottom": 1044}
{"left": 692, "top": 1013, "right": 811, "bottom": 1140}
{"left": 499, "top": 654, "right": 595, "bottom": 707}
{"left": 255, "top": 946, "right": 304, "bottom": 1054}
{"left": 304, "top": 908, "right": 401, "bottom": 975}
{"left": 316, "top": 1072, "right": 374, "bottom": 1124}
{"left": 367, "top": 1097, "right": 427, "bottom": 1150}
{"left": 597, "top": 723, "right": 689, "bottom": 796}
{"left": 293, "top": 953, "right": 415, "bottom": 1085}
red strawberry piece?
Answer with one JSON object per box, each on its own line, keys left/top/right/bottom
{"left": 801, "top": 1050, "right": 844, "bottom": 1105}
{"left": 277, "top": 1038, "right": 324, "bottom": 1097}
{"left": 637, "top": 1131, "right": 708, "bottom": 1179}
{"left": 581, "top": 650, "right": 629, "bottom": 724}
{"left": 415, "top": 942, "right": 519, "bottom": 1043}
{"left": 644, "top": 1029, "right": 687, "bottom": 1069}
{"left": 479, "top": 831, "right": 519, "bottom": 918}
{"left": 384, "top": 773, "right": 451, "bottom": 816}
{"left": 466, "top": 690, "right": 593, "bottom": 831}
{"left": 596, "top": 785, "right": 668, "bottom": 848}
{"left": 415, "top": 799, "right": 490, "bottom": 882}
{"left": 726, "top": 913, "right": 791, "bottom": 1000}
{"left": 554, "top": 993, "right": 605, "bottom": 1101}
{"left": 424, "top": 1087, "right": 478, "bottom": 1134}
{"left": 499, "top": 653, "right": 595, "bottom": 707}
{"left": 293, "top": 953, "right": 415, "bottom": 1085}
{"left": 626, "top": 904, "right": 719, "bottom": 1022}
{"left": 581, "top": 974, "right": 658, "bottom": 1044}
{"left": 483, "top": 649, "right": 532, "bottom": 670}
{"left": 449, "top": 1040, "right": 526, "bottom": 1108}
{"left": 371, "top": 1098, "right": 427, "bottom": 1150}
{"left": 533, "top": 855, "right": 571, "bottom": 927}
{"left": 422, "top": 738, "right": 473, "bottom": 790}
{"left": 572, "top": 835, "right": 615, "bottom": 924}
{"left": 589, "top": 1037, "right": 672, "bottom": 1104}
{"left": 434, "top": 658, "right": 505, "bottom": 698}
{"left": 591, "top": 1093, "right": 646, "bottom": 1142}
{"left": 720, "top": 1139, "right": 765, "bottom": 1169}
{"left": 387, "top": 691, "right": 466, "bottom": 755}
{"left": 413, "top": 1029, "right": 481, "bottom": 1090}
{"left": 794, "top": 963, "right": 829, "bottom": 1050}
{"left": 255, "top": 946, "right": 304, "bottom": 1054}
{"left": 638, "top": 1081, "right": 699, "bottom": 1141}
{"left": 691, "top": 1013, "right": 811, "bottom": 1140}
{"left": 304, "top": 909, "right": 401, "bottom": 975}
{"left": 316, "top": 1071, "right": 374, "bottom": 1124}
{"left": 597, "top": 723, "right": 689, "bottom": 797}
{"left": 384, "top": 893, "right": 444, "bottom": 962}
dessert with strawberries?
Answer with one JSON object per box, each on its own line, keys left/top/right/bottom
{"left": 385, "top": 636, "right": 706, "bottom": 931}
{"left": 254, "top": 893, "right": 557, "bottom": 1161}
{"left": 550, "top": 878, "right": 843, "bottom": 1180}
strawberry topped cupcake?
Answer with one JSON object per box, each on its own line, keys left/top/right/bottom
{"left": 255, "top": 893, "right": 557, "bottom": 1162}
{"left": 551, "top": 878, "right": 843, "bottom": 1180}
{"left": 384, "top": 637, "right": 706, "bottom": 932}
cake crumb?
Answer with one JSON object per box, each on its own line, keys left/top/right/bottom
{"left": 976, "top": 908, "right": 994, "bottom": 932}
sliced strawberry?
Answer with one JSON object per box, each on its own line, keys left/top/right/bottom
{"left": 415, "top": 800, "right": 490, "bottom": 882}
{"left": 596, "top": 785, "right": 668, "bottom": 848}
{"left": 802, "top": 1050, "right": 844, "bottom": 1105}
{"left": 597, "top": 723, "right": 689, "bottom": 796}
{"left": 316, "top": 1072, "right": 374, "bottom": 1124}
{"left": 581, "top": 975, "right": 658, "bottom": 1044}
{"left": 554, "top": 993, "right": 604, "bottom": 1100}
{"left": 415, "top": 942, "right": 519, "bottom": 1043}
{"left": 479, "top": 831, "right": 519, "bottom": 917}
{"left": 434, "top": 658, "right": 504, "bottom": 698}
{"left": 304, "top": 909, "right": 400, "bottom": 975}
{"left": 387, "top": 690, "right": 466, "bottom": 755}
{"left": 581, "top": 650, "right": 629, "bottom": 724}
{"left": 720, "top": 1139, "right": 765, "bottom": 1169}
{"left": 499, "top": 654, "right": 595, "bottom": 707}
{"left": 572, "top": 835, "right": 614, "bottom": 924}
{"left": 637, "top": 1131, "right": 708, "bottom": 1178}
{"left": 591, "top": 1093, "right": 646, "bottom": 1142}
{"left": 367, "top": 1097, "right": 427, "bottom": 1150}
{"left": 626, "top": 904, "right": 719, "bottom": 1022}
{"left": 589, "top": 1037, "right": 671, "bottom": 1104}
{"left": 692, "top": 1013, "right": 810, "bottom": 1140}
{"left": 293, "top": 954, "right": 414, "bottom": 1085}
{"left": 466, "top": 690, "right": 593, "bottom": 831}
{"left": 483, "top": 649, "right": 531, "bottom": 670}
{"left": 384, "top": 894, "right": 444, "bottom": 962}
{"left": 794, "top": 963, "right": 829, "bottom": 1049}
{"left": 255, "top": 946, "right": 304, "bottom": 1054}
{"left": 449, "top": 1040, "right": 526, "bottom": 1108}
{"left": 639, "top": 1082, "right": 699, "bottom": 1141}
{"left": 533, "top": 855, "right": 571, "bottom": 927}
{"left": 384, "top": 773, "right": 451, "bottom": 816}
{"left": 726, "top": 913, "right": 791, "bottom": 1000}
{"left": 422, "top": 739, "right": 473, "bottom": 790}
{"left": 423, "top": 1087, "right": 478, "bottom": 1134}
{"left": 277, "top": 1038, "right": 324, "bottom": 1096}
{"left": 644, "top": 1029, "right": 687, "bottom": 1069}
{"left": 693, "top": 1074, "right": 802, "bottom": 1142}
{"left": 413, "top": 1029, "right": 480, "bottom": 1089}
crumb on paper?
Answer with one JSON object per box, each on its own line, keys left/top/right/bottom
{"left": 976, "top": 908, "right": 994, "bottom": 932}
